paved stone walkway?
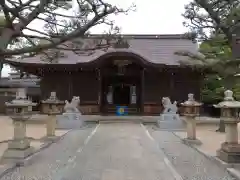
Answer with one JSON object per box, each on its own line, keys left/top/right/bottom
{"left": 157, "top": 118, "right": 186, "bottom": 131}
{"left": 0, "top": 123, "right": 236, "bottom": 180}
{"left": 0, "top": 123, "right": 179, "bottom": 180}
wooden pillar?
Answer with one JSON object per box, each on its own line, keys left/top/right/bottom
{"left": 141, "top": 68, "right": 145, "bottom": 114}
{"left": 170, "top": 72, "right": 174, "bottom": 99}
{"left": 98, "top": 68, "right": 102, "bottom": 114}
{"left": 68, "top": 71, "right": 73, "bottom": 100}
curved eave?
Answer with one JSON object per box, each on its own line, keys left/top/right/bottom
{"left": 5, "top": 51, "right": 170, "bottom": 69}
{"left": 80, "top": 51, "right": 163, "bottom": 68}
{"left": 4, "top": 50, "right": 205, "bottom": 75}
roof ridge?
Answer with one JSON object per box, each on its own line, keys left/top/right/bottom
{"left": 86, "top": 33, "right": 194, "bottom": 40}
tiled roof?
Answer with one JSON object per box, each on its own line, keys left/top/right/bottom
{"left": 0, "top": 75, "right": 39, "bottom": 88}
{"left": 6, "top": 34, "right": 198, "bottom": 66}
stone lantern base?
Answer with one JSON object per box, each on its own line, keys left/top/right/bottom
{"left": 217, "top": 142, "right": 240, "bottom": 163}
{"left": 1, "top": 140, "right": 34, "bottom": 165}
{"left": 182, "top": 116, "right": 202, "bottom": 145}
{"left": 41, "top": 115, "right": 58, "bottom": 142}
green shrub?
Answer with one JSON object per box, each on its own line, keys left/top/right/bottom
{"left": 201, "top": 75, "right": 225, "bottom": 104}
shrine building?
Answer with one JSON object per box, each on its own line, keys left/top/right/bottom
{"left": 5, "top": 34, "right": 203, "bottom": 115}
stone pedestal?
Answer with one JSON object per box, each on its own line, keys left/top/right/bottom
{"left": 186, "top": 116, "right": 196, "bottom": 139}
{"left": 217, "top": 143, "right": 240, "bottom": 163}
{"left": 2, "top": 88, "right": 36, "bottom": 165}
{"left": 41, "top": 115, "right": 58, "bottom": 141}
{"left": 57, "top": 112, "right": 83, "bottom": 129}
{"left": 159, "top": 114, "right": 180, "bottom": 121}
{"left": 1, "top": 120, "right": 33, "bottom": 164}
{"left": 181, "top": 93, "right": 202, "bottom": 145}
{"left": 214, "top": 90, "right": 240, "bottom": 163}
{"left": 217, "top": 121, "right": 240, "bottom": 163}
{"left": 183, "top": 116, "right": 202, "bottom": 145}
{"left": 41, "top": 92, "right": 64, "bottom": 141}
{"left": 62, "top": 112, "right": 81, "bottom": 121}
{"left": 46, "top": 115, "right": 57, "bottom": 138}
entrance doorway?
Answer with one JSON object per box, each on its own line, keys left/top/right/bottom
{"left": 100, "top": 61, "right": 143, "bottom": 114}
{"left": 113, "top": 84, "right": 130, "bottom": 105}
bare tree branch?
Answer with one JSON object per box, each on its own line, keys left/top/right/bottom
{"left": 0, "top": 0, "right": 134, "bottom": 57}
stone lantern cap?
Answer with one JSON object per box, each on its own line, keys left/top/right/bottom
{"left": 214, "top": 90, "right": 240, "bottom": 108}
{"left": 41, "top": 92, "right": 64, "bottom": 104}
{"left": 5, "top": 88, "right": 36, "bottom": 107}
{"left": 181, "top": 93, "right": 202, "bottom": 107}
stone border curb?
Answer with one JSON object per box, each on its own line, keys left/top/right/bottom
{"left": 227, "top": 168, "right": 240, "bottom": 179}
{"left": 0, "top": 163, "right": 16, "bottom": 179}
{"left": 172, "top": 132, "right": 240, "bottom": 179}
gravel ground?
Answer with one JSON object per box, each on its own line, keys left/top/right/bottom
{"left": 146, "top": 125, "right": 236, "bottom": 180}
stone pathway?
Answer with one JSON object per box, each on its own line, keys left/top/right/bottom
{"left": 0, "top": 122, "right": 236, "bottom": 180}
{"left": 147, "top": 125, "right": 236, "bottom": 180}
{"left": 0, "top": 123, "right": 179, "bottom": 180}
{"left": 157, "top": 118, "right": 186, "bottom": 131}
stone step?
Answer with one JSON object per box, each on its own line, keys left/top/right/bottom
{"left": 99, "top": 120, "right": 140, "bottom": 124}
{"left": 106, "top": 107, "right": 140, "bottom": 115}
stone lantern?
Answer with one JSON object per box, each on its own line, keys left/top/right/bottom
{"left": 2, "top": 88, "right": 36, "bottom": 164}
{"left": 214, "top": 90, "right": 240, "bottom": 163}
{"left": 41, "top": 92, "right": 64, "bottom": 140}
{"left": 181, "top": 93, "right": 202, "bottom": 144}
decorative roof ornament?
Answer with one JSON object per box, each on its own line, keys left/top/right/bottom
{"left": 113, "top": 38, "right": 130, "bottom": 49}
{"left": 40, "top": 49, "right": 66, "bottom": 63}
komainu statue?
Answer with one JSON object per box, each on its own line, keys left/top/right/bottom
{"left": 64, "top": 96, "right": 81, "bottom": 113}
{"left": 159, "top": 97, "right": 179, "bottom": 121}
{"left": 162, "top": 97, "right": 178, "bottom": 114}
{"left": 57, "top": 96, "right": 82, "bottom": 128}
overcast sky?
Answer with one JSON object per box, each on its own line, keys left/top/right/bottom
{"left": 2, "top": 0, "right": 191, "bottom": 77}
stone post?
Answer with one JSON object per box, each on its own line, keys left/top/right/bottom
{"left": 181, "top": 93, "right": 202, "bottom": 145}
{"left": 214, "top": 90, "right": 240, "bottom": 163}
{"left": 41, "top": 92, "right": 64, "bottom": 141}
{"left": 2, "top": 88, "right": 36, "bottom": 165}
